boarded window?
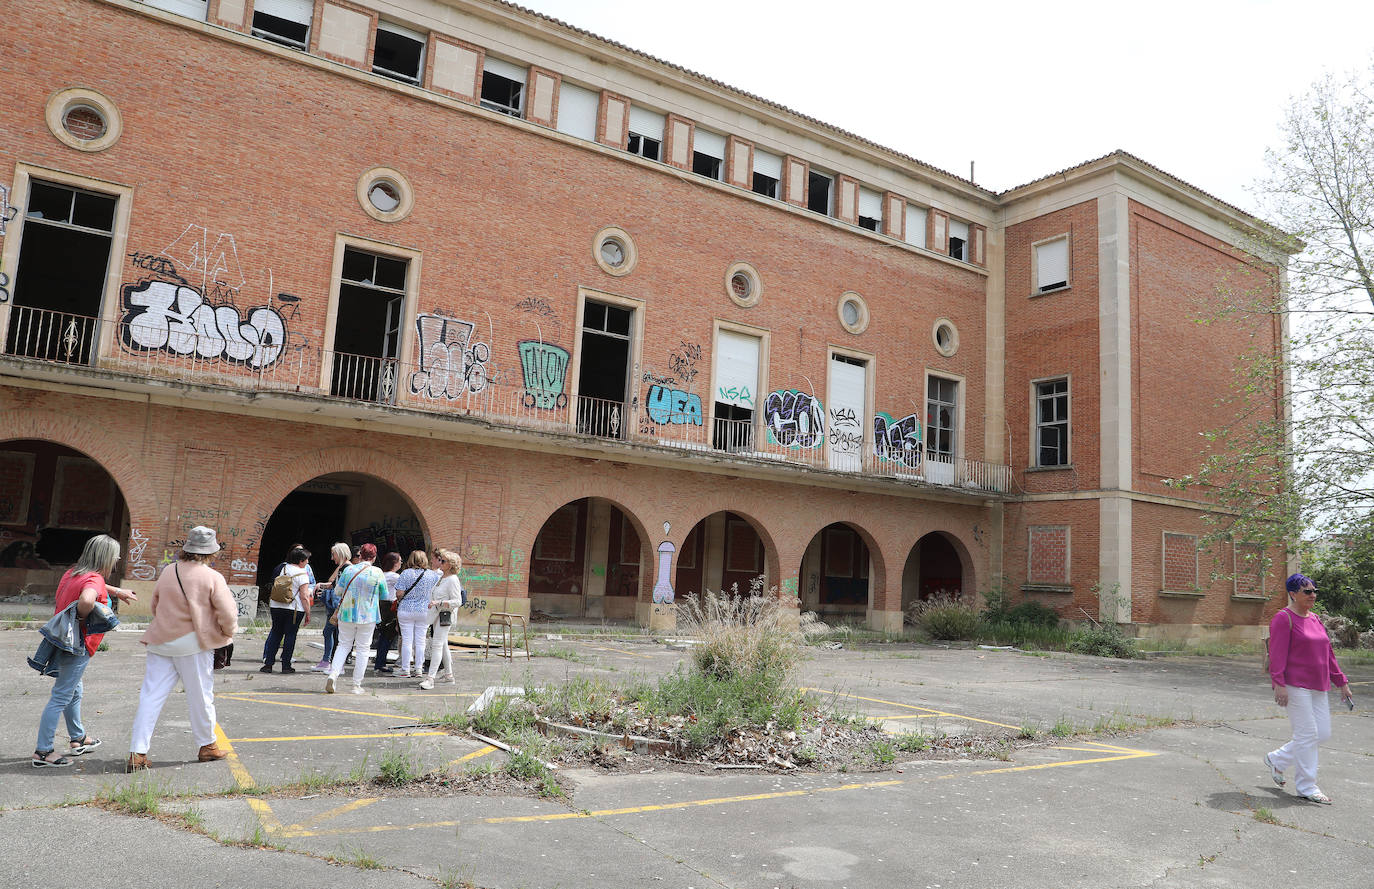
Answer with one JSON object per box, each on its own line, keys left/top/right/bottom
{"left": 1027, "top": 526, "right": 1069, "bottom": 585}
{"left": 1163, "top": 533, "right": 1199, "bottom": 592}
{"left": 1036, "top": 237, "right": 1069, "bottom": 292}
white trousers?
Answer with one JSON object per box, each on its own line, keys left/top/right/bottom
{"left": 328, "top": 621, "right": 375, "bottom": 688}
{"left": 131, "top": 649, "right": 217, "bottom": 754}
{"left": 398, "top": 611, "right": 428, "bottom": 673}
{"left": 1268, "top": 685, "right": 1332, "bottom": 796}
{"left": 425, "top": 613, "right": 453, "bottom": 680}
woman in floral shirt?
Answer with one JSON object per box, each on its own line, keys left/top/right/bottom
{"left": 323, "top": 543, "right": 385, "bottom": 695}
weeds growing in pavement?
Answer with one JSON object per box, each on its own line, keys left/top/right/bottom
{"left": 339, "top": 845, "right": 384, "bottom": 869}
{"left": 96, "top": 779, "right": 168, "bottom": 815}
{"left": 1049, "top": 718, "right": 1076, "bottom": 738}
{"left": 1253, "top": 807, "right": 1279, "bottom": 824}
{"left": 377, "top": 747, "right": 423, "bottom": 787}
{"left": 675, "top": 581, "right": 805, "bottom": 689}
{"left": 894, "top": 731, "right": 931, "bottom": 752}
{"left": 1017, "top": 722, "right": 1041, "bottom": 740}
{"left": 870, "top": 739, "right": 896, "bottom": 764}
{"left": 540, "top": 646, "right": 589, "bottom": 664}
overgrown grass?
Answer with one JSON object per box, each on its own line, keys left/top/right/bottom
{"left": 894, "top": 731, "right": 931, "bottom": 752}
{"left": 96, "top": 779, "right": 168, "bottom": 815}
{"left": 539, "top": 646, "right": 589, "bottom": 664}
{"left": 377, "top": 748, "right": 423, "bottom": 787}
{"left": 1253, "top": 807, "right": 1279, "bottom": 824}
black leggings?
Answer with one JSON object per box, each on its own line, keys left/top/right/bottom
{"left": 263, "top": 607, "right": 305, "bottom": 667}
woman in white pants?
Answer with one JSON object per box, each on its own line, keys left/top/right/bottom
{"left": 394, "top": 550, "right": 440, "bottom": 677}
{"left": 419, "top": 549, "right": 464, "bottom": 690}
{"left": 324, "top": 542, "right": 385, "bottom": 695}
{"left": 128, "top": 526, "right": 238, "bottom": 772}
{"left": 1264, "top": 573, "right": 1353, "bottom": 804}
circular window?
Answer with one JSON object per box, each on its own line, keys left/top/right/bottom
{"left": 837, "top": 291, "right": 869, "bottom": 334}
{"left": 932, "top": 318, "right": 959, "bottom": 357}
{"left": 724, "top": 261, "right": 762, "bottom": 308}
{"left": 356, "top": 167, "right": 414, "bottom": 222}
{"left": 45, "top": 87, "right": 122, "bottom": 152}
{"left": 593, "top": 226, "right": 637, "bottom": 276}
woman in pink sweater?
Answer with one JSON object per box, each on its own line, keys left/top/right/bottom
{"left": 1264, "top": 573, "right": 1353, "bottom": 804}
{"left": 126, "top": 526, "right": 238, "bottom": 772}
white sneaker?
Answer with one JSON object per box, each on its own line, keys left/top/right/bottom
{"left": 351, "top": 685, "right": 365, "bottom": 695}
{"left": 419, "top": 678, "right": 434, "bottom": 690}
{"left": 324, "top": 676, "right": 336, "bottom": 694}
{"left": 1264, "top": 753, "right": 1285, "bottom": 787}
{"left": 443, "top": 673, "right": 455, "bottom": 683}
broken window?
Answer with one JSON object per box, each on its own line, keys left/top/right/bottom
{"left": 331, "top": 247, "right": 408, "bottom": 404}
{"left": 577, "top": 300, "right": 633, "bottom": 439}
{"left": 1035, "top": 236, "right": 1069, "bottom": 292}
{"left": 373, "top": 20, "right": 426, "bottom": 85}
{"left": 808, "top": 170, "right": 832, "bottom": 215}
{"left": 5, "top": 180, "right": 117, "bottom": 365}
{"left": 858, "top": 186, "right": 882, "bottom": 231}
{"left": 251, "top": 0, "right": 313, "bottom": 50}
{"left": 480, "top": 57, "right": 525, "bottom": 117}
{"left": 752, "top": 148, "right": 782, "bottom": 199}
{"left": 948, "top": 219, "right": 969, "bottom": 262}
{"left": 692, "top": 128, "right": 725, "bottom": 180}
{"left": 627, "top": 105, "right": 664, "bottom": 162}
{"left": 925, "top": 376, "right": 958, "bottom": 459}
{"left": 1035, "top": 378, "right": 1069, "bottom": 467}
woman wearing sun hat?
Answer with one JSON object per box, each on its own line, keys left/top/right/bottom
{"left": 126, "top": 526, "right": 238, "bottom": 772}
{"left": 1263, "top": 572, "right": 1353, "bottom": 804}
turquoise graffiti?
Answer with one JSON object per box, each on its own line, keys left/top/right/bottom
{"left": 645, "top": 384, "right": 703, "bottom": 425}
{"left": 873, "top": 410, "right": 922, "bottom": 467}
{"left": 518, "top": 340, "right": 569, "bottom": 409}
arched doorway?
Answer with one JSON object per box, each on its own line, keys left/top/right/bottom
{"left": 901, "top": 531, "right": 966, "bottom": 612}
{"left": 529, "top": 498, "right": 643, "bottom": 620}
{"left": 254, "top": 472, "right": 426, "bottom": 592}
{"left": 0, "top": 439, "right": 132, "bottom": 597}
{"left": 676, "top": 511, "right": 767, "bottom": 597}
{"left": 799, "top": 522, "right": 871, "bottom": 619}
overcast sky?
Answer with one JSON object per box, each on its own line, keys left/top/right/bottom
{"left": 514, "top": 0, "right": 1374, "bottom": 212}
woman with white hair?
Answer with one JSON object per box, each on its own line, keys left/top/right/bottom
{"left": 32, "top": 534, "right": 137, "bottom": 767}
{"left": 312, "top": 542, "right": 353, "bottom": 671}
{"left": 126, "top": 526, "right": 238, "bottom": 772}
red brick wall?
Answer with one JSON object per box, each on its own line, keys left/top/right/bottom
{"left": 1003, "top": 499, "right": 1098, "bottom": 617}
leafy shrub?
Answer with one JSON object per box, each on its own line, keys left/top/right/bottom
{"left": 1069, "top": 622, "right": 1138, "bottom": 659}
{"left": 909, "top": 595, "right": 980, "bottom": 640}
{"left": 1002, "top": 601, "right": 1062, "bottom": 627}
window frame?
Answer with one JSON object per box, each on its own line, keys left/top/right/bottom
{"left": 1031, "top": 233, "right": 1071, "bottom": 295}
{"left": 318, "top": 234, "right": 422, "bottom": 396}
{"left": 1026, "top": 525, "right": 1072, "bottom": 588}
{"left": 250, "top": 0, "right": 314, "bottom": 50}
{"left": 924, "top": 371, "right": 964, "bottom": 460}
{"left": 567, "top": 286, "right": 646, "bottom": 417}
{"left": 709, "top": 319, "right": 770, "bottom": 454}
{"left": 1161, "top": 531, "right": 1201, "bottom": 595}
{"left": 1031, "top": 375, "right": 1071, "bottom": 469}
{"left": 372, "top": 19, "right": 427, "bottom": 86}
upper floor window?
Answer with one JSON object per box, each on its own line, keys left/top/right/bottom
{"left": 555, "top": 80, "right": 600, "bottom": 142}
{"left": 926, "top": 375, "right": 958, "bottom": 459}
{"left": 331, "top": 247, "right": 409, "bottom": 403}
{"left": 1034, "top": 378, "right": 1069, "bottom": 467}
{"left": 808, "top": 170, "right": 833, "bottom": 215}
{"left": 904, "top": 204, "right": 928, "bottom": 248}
{"left": 948, "top": 219, "right": 969, "bottom": 262}
{"left": 693, "top": 129, "right": 725, "bottom": 180}
{"left": 1035, "top": 236, "right": 1070, "bottom": 292}
{"left": 858, "top": 187, "right": 882, "bottom": 231}
{"left": 251, "top": 0, "right": 313, "bottom": 50}
{"left": 753, "top": 148, "right": 782, "bottom": 199}
{"left": 480, "top": 57, "right": 525, "bottom": 117}
{"left": 373, "top": 21, "right": 426, "bottom": 85}
{"left": 713, "top": 329, "right": 761, "bottom": 453}
{"left": 144, "top": 0, "right": 208, "bottom": 20}
{"left": 627, "top": 106, "right": 664, "bottom": 162}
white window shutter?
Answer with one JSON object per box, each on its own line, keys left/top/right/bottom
{"left": 255, "top": 0, "right": 313, "bottom": 24}
{"left": 555, "top": 81, "right": 599, "bottom": 142}
{"left": 1036, "top": 238, "right": 1069, "bottom": 290}
{"left": 858, "top": 187, "right": 882, "bottom": 219}
{"left": 715, "top": 331, "right": 760, "bottom": 409}
{"left": 904, "top": 205, "right": 927, "bottom": 247}
{"left": 693, "top": 128, "right": 726, "bottom": 159}
{"left": 753, "top": 147, "right": 783, "bottom": 179}
{"left": 627, "top": 105, "right": 665, "bottom": 138}
{"left": 483, "top": 56, "right": 527, "bottom": 85}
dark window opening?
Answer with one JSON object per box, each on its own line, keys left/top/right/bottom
{"left": 373, "top": 28, "right": 424, "bottom": 84}
{"left": 858, "top": 216, "right": 880, "bottom": 232}
{"left": 577, "top": 301, "right": 632, "bottom": 439}
{"left": 926, "top": 376, "right": 958, "bottom": 459}
{"left": 627, "top": 132, "right": 661, "bottom": 161}
{"left": 692, "top": 152, "right": 722, "bottom": 179}
{"left": 332, "top": 248, "right": 407, "bottom": 403}
{"left": 251, "top": 12, "right": 309, "bottom": 49}
{"left": 712, "top": 402, "right": 754, "bottom": 452}
{"left": 480, "top": 71, "right": 523, "bottom": 117}
{"left": 949, "top": 236, "right": 966, "bottom": 262}
{"left": 807, "top": 171, "right": 832, "bottom": 215}
{"left": 752, "top": 172, "right": 778, "bottom": 198}
{"left": 6, "top": 180, "right": 116, "bottom": 364}
{"left": 1035, "top": 379, "right": 1069, "bottom": 467}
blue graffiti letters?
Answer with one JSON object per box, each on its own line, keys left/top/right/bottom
{"left": 764, "top": 389, "right": 825, "bottom": 449}
{"left": 645, "top": 385, "right": 703, "bottom": 426}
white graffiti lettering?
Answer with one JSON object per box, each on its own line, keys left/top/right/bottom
{"left": 0, "top": 184, "right": 16, "bottom": 238}
{"left": 230, "top": 558, "right": 257, "bottom": 572}
{"left": 120, "top": 280, "right": 287, "bottom": 368}
{"left": 128, "top": 528, "right": 156, "bottom": 581}
{"left": 410, "top": 313, "right": 491, "bottom": 398}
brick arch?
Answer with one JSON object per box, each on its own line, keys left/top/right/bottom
{"left": 508, "top": 476, "right": 658, "bottom": 600}
{"left": 227, "top": 447, "right": 449, "bottom": 571}
{"left": 901, "top": 529, "right": 978, "bottom": 604}
{"left": 1, "top": 407, "right": 162, "bottom": 544}
{"left": 791, "top": 513, "right": 890, "bottom": 612}
{"left": 674, "top": 498, "right": 782, "bottom": 597}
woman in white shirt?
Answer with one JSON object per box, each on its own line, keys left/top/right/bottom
{"left": 261, "top": 546, "right": 312, "bottom": 673}
{"left": 419, "top": 549, "right": 464, "bottom": 690}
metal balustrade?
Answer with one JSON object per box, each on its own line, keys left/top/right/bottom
{"left": 1, "top": 308, "right": 1011, "bottom": 493}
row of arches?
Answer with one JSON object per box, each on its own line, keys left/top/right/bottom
{"left": 1, "top": 433, "right": 974, "bottom": 623}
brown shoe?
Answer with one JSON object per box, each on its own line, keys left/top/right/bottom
{"left": 125, "top": 753, "right": 150, "bottom": 773}
{"left": 197, "top": 743, "right": 228, "bottom": 762}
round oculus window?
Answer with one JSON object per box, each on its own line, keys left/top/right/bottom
{"left": 841, "top": 300, "right": 861, "bottom": 326}
{"left": 724, "top": 262, "right": 761, "bottom": 307}
{"left": 593, "top": 227, "right": 637, "bottom": 276}
{"left": 932, "top": 318, "right": 959, "bottom": 357}
{"left": 368, "top": 181, "right": 401, "bottom": 213}
{"left": 62, "top": 105, "right": 107, "bottom": 142}
{"left": 836, "top": 291, "right": 869, "bottom": 334}
{"left": 600, "top": 238, "right": 627, "bottom": 268}
{"left": 45, "top": 87, "right": 122, "bottom": 152}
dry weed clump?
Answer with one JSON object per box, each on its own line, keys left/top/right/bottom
{"left": 675, "top": 579, "right": 804, "bottom": 688}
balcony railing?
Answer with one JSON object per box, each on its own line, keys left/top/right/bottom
{"left": 0, "top": 306, "right": 1011, "bottom": 493}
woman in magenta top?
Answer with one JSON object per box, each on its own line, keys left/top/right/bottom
{"left": 1263, "top": 573, "right": 1353, "bottom": 804}
{"left": 32, "top": 534, "right": 137, "bottom": 767}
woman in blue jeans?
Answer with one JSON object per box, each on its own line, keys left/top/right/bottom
{"left": 313, "top": 542, "right": 352, "bottom": 671}
{"left": 34, "top": 535, "right": 137, "bottom": 767}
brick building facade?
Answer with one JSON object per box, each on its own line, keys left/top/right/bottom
{"left": 0, "top": 0, "right": 1291, "bottom": 640}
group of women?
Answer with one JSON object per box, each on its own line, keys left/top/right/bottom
{"left": 261, "top": 542, "right": 466, "bottom": 693}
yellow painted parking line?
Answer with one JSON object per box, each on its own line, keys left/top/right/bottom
{"left": 220, "top": 693, "right": 421, "bottom": 721}
{"left": 591, "top": 645, "right": 655, "bottom": 659}
{"left": 214, "top": 723, "right": 285, "bottom": 835}
{"left": 288, "top": 797, "right": 380, "bottom": 832}
{"left": 448, "top": 745, "right": 497, "bottom": 767}
{"left": 229, "top": 732, "right": 448, "bottom": 743}
{"left": 800, "top": 688, "right": 1021, "bottom": 730}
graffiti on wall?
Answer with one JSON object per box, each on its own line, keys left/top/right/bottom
{"left": 717, "top": 384, "right": 753, "bottom": 407}
{"left": 160, "top": 224, "right": 245, "bottom": 293}
{"left": 829, "top": 407, "right": 864, "bottom": 453}
{"left": 668, "top": 341, "right": 701, "bottom": 385}
{"left": 873, "top": 411, "right": 923, "bottom": 468}
{"left": 517, "top": 340, "right": 569, "bottom": 409}
{"left": 645, "top": 385, "right": 703, "bottom": 427}
{"left": 121, "top": 279, "right": 289, "bottom": 368}
{"left": 127, "top": 528, "right": 156, "bottom": 581}
{"left": 764, "top": 389, "right": 825, "bottom": 449}
{"left": 410, "top": 313, "right": 491, "bottom": 399}
{"left": 652, "top": 524, "right": 675, "bottom": 604}
{"left": 0, "top": 183, "right": 17, "bottom": 237}
{"left": 0, "top": 271, "right": 9, "bottom": 305}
